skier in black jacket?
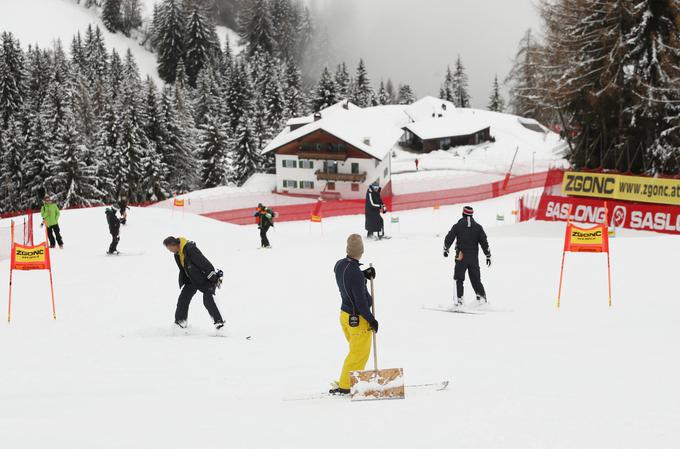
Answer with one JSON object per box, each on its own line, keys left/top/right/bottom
{"left": 163, "top": 236, "right": 225, "bottom": 329}
{"left": 443, "top": 206, "right": 491, "bottom": 306}
{"left": 365, "top": 184, "right": 387, "bottom": 239}
{"left": 105, "top": 206, "right": 121, "bottom": 255}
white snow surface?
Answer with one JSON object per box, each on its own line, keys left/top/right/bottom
{"left": 0, "top": 0, "right": 161, "bottom": 82}
{"left": 152, "top": 174, "right": 315, "bottom": 214}
{"left": 1, "top": 191, "right": 678, "bottom": 448}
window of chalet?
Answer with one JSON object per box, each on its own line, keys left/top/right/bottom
{"left": 300, "top": 181, "right": 314, "bottom": 189}
{"left": 441, "top": 137, "right": 451, "bottom": 148}
{"left": 282, "top": 159, "right": 297, "bottom": 168}
{"left": 283, "top": 180, "right": 298, "bottom": 188}
{"left": 351, "top": 183, "right": 360, "bottom": 192}
{"left": 301, "top": 143, "right": 312, "bottom": 151}
{"left": 338, "top": 144, "right": 346, "bottom": 152}
{"left": 351, "top": 163, "right": 359, "bottom": 174}
{"left": 299, "top": 160, "right": 314, "bottom": 169}
{"left": 323, "top": 161, "right": 338, "bottom": 173}
{"left": 384, "top": 167, "right": 389, "bottom": 177}
{"left": 374, "top": 160, "right": 379, "bottom": 168}
{"left": 326, "top": 182, "right": 336, "bottom": 191}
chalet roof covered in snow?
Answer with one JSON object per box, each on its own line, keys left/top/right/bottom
{"left": 284, "top": 100, "right": 362, "bottom": 127}
{"left": 403, "top": 114, "right": 491, "bottom": 140}
{"left": 517, "top": 117, "right": 548, "bottom": 133}
{"left": 403, "top": 96, "right": 457, "bottom": 122}
{"left": 265, "top": 101, "right": 403, "bottom": 160}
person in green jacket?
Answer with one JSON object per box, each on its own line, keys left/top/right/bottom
{"left": 40, "top": 196, "right": 63, "bottom": 249}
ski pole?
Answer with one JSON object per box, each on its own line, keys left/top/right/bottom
{"left": 369, "top": 263, "right": 378, "bottom": 372}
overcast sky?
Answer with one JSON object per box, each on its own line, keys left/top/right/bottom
{"left": 307, "top": 0, "right": 541, "bottom": 108}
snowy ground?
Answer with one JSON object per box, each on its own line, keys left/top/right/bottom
{"left": 1, "top": 192, "right": 678, "bottom": 449}
{"left": 0, "top": 0, "right": 161, "bottom": 82}
{"left": 152, "top": 174, "right": 316, "bottom": 214}
{"left": 0, "top": 0, "right": 242, "bottom": 83}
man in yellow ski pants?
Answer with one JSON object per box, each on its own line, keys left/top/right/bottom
{"left": 331, "top": 234, "right": 379, "bottom": 396}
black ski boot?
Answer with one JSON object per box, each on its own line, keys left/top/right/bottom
{"left": 329, "top": 387, "right": 350, "bottom": 396}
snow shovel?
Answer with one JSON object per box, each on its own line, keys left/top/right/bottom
{"left": 350, "top": 264, "right": 405, "bottom": 401}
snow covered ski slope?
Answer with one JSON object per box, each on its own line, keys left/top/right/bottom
{"left": 1, "top": 193, "right": 679, "bottom": 449}
{"left": 0, "top": 0, "right": 161, "bottom": 81}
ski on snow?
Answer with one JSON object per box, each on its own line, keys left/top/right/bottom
{"left": 422, "top": 304, "right": 513, "bottom": 314}
{"left": 283, "top": 380, "right": 449, "bottom": 402}
{"left": 171, "top": 325, "right": 252, "bottom": 339}
{"left": 105, "top": 252, "right": 145, "bottom": 257}
{"left": 422, "top": 305, "right": 484, "bottom": 315}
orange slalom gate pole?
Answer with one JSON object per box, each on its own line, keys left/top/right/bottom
{"left": 44, "top": 225, "right": 56, "bottom": 319}
{"left": 8, "top": 268, "right": 13, "bottom": 323}
{"left": 606, "top": 251, "right": 613, "bottom": 307}
{"left": 557, "top": 250, "right": 566, "bottom": 309}
{"left": 48, "top": 268, "right": 57, "bottom": 320}
{"left": 556, "top": 204, "right": 573, "bottom": 309}
{"left": 604, "top": 202, "right": 613, "bottom": 307}
{"left": 8, "top": 220, "right": 14, "bottom": 322}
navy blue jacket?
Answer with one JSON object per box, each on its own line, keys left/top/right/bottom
{"left": 334, "top": 257, "right": 376, "bottom": 324}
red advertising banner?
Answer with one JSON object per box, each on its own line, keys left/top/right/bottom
{"left": 536, "top": 195, "right": 680, "bottom": 235}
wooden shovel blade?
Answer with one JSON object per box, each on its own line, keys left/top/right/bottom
{"left": 349, "top": 367, "right": 405, "bottom": 401}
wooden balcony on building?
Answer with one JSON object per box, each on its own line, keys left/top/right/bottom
{"left": 297, "top": 150, "right": 349, "bottom": 161}
{"left": 315, "top": 170, "right": 367, "bottom": 183}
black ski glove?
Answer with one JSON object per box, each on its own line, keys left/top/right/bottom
{"left": 208, "top": 270, "right": 224, "bottom": 289}
{"left": 486, "top": 255, "right": 492, "bottom": 267}
{"left": 443, "top": 247, "right": 449, "bottom": 258}
{"left": 363, "top": 267, "right": 376, "bottom": 280}
{"left": 369, "top": 319, "right": 379, "bottom": 333}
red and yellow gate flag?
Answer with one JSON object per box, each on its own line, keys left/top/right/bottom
{"left": 10, "top": 242, "right": 51, "bottom": 271}
{"left": 563, "top": 224, "right": 609, "bottom": 253}
{"left": 8, "top": 221, "right": 57, "bottom": 322}
{"left": 173, "top": 198, "right": 185, "bottom": 207}
{"left": 557, "top": 204, "right": 613, "bottom": 308}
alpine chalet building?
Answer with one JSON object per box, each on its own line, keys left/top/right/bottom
{"left": 262, "top": 101, "right": 403, "bottom": 199}
{"left": 262, "top": 97, "right": 498, "bottom": 199}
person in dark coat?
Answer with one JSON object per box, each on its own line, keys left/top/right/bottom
{"left": 364, "top": 184, "right": 386, "bottom": 239}
{"left": 253, "top": 203, "right": 274, "bottom": 248}
{"left": 105, "top": 206, "right": 121, "bottom": 255}
{"left": 118, "top": 197, "right": 129, "bottom": 225}
{"left": 163, "top": 236, "right": 225, "bottom": 329}
{"left": 330, "top": 234, "right": 379, "bottom": 396}
{"left": 443, "top": 206, "right": 491, "bottom": 306}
